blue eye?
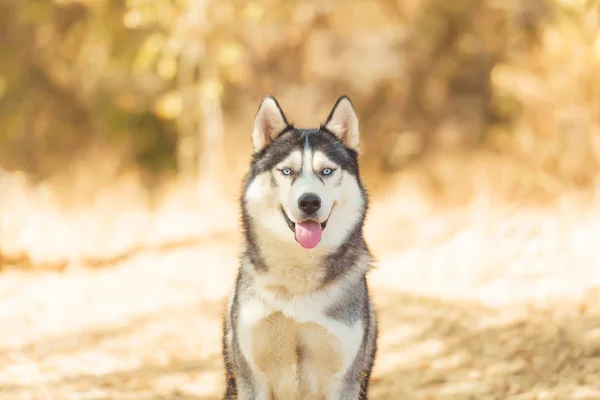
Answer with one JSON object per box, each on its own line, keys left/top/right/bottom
{"left": 281, "top": 168, "right": 292, "bottom": 176}
{"left": 322, "top": 168, "right": 334, "bottom": 176}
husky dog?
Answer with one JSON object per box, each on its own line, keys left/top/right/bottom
{"left": 222, "top": 95, "right": 377, "bottom": 400}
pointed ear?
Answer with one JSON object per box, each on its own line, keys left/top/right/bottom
{"left": 323, "top": 95, "right": 360, "bottom": 150}
{"left": 252, "top": 95, "right": 290, "bottom": 152}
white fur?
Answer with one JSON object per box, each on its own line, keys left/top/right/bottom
{"left": 236, "top": 297, "right": 272, "bottom": 399}
{"left": 244, "top": 148, "right": 365, "bottom": 293}
{"left": 236, "top": 260, "right": 368, "bottom": 399}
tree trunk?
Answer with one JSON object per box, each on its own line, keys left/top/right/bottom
{"left": 197, "top": 61, "right": 225, "bottom": 199}
{"left": 176, "top": 48, "right": 199, "bottom": 185}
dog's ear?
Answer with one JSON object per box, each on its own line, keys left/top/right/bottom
{"left": 323, "top": 95, "right": 360, "bottom": 150}
{"left": 252, "top": 95, "right": 289, "bottom": 152}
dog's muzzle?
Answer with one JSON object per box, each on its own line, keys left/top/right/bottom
{"left": 281, "top": 208, "right": 328, "bottom": 233}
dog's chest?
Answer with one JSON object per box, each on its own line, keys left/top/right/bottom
{"left": 237, "top": 293, "right": 363, "bottom": 398}
{"left": 252, "top": 311, "right": 341, "bottom": 397}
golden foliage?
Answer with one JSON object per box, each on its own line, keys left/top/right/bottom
{"left": 0, "top": 0, "right": 597, "bottom": 192}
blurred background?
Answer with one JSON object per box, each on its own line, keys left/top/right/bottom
{"left": 1, "top": 0, "right": 600, "bottom": 399}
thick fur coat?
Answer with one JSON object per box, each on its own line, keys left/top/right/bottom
{"left": 222, "top": 95, "right": 378, "bottom": 400}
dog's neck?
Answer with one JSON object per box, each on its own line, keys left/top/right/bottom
{"left": 244, "top": 228, "right": 371, "bottom": 295}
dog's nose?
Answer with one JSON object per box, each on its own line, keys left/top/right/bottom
{"left": 298, "top": 193, "right": 321, "bottom": 215}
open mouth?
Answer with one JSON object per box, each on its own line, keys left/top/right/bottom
{"left": 281, "top": 208, "right": 330, "bottom": 249}
{"left": 281, "top": 209, "right": 328, "bottom": 231}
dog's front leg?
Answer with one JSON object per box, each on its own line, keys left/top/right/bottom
{"left": 327, "top": 367, "right": 374, "bottom": 400}
{"left": 235, "top": 371, "right": 271, "bottom": 400}
{"left": 229, "top": 341, "right": 271, "bottom": 400}
{"left": 328, "top": 382, "right": 361, "bottom": 400}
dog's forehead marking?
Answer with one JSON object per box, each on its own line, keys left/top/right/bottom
{"left": 301, "top": 144, "right": 313, "bottom": 178}
{"left": 276, "top": 150, "right": 302, "bottom": 170}
{"left": 312, "top": 151, "right": 337, "bottom": 170}
{"left": 299, "top": 132, "right": 312, "bottom": 177}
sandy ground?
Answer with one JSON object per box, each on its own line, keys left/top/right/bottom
{"left": 1, "top": 199, "right": 600, "bottom": 400}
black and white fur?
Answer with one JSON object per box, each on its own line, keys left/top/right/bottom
{"left": 222, "top": 95, "right": 378, "bottom": 400}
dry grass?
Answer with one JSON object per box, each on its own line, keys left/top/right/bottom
{"left": 2, "top": 0, "right": 600, "bottom": 397}
{"left": 1, "top": 154, "right": 600, "bottom": 400}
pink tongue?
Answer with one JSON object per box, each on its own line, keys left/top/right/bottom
{"left": 295, "top": 220, "right": 323, "bottom": 249}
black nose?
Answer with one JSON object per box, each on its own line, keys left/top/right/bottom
{"left": 298, "top": 193, "right": 321, "bottom": 215}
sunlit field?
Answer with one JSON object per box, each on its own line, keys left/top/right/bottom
{"left": 2, "top": 0, "right": 600, "bottom": 399}
{"left": 1, "top": 153, "right": 600, "bottom": 400}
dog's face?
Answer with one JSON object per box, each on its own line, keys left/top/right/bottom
{"left": 243, "top": 95, "right": 367, "bottom": 252}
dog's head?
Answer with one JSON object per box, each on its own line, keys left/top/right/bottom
{"left": 242, "top": 95, "right": 367, "bottom": 252}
